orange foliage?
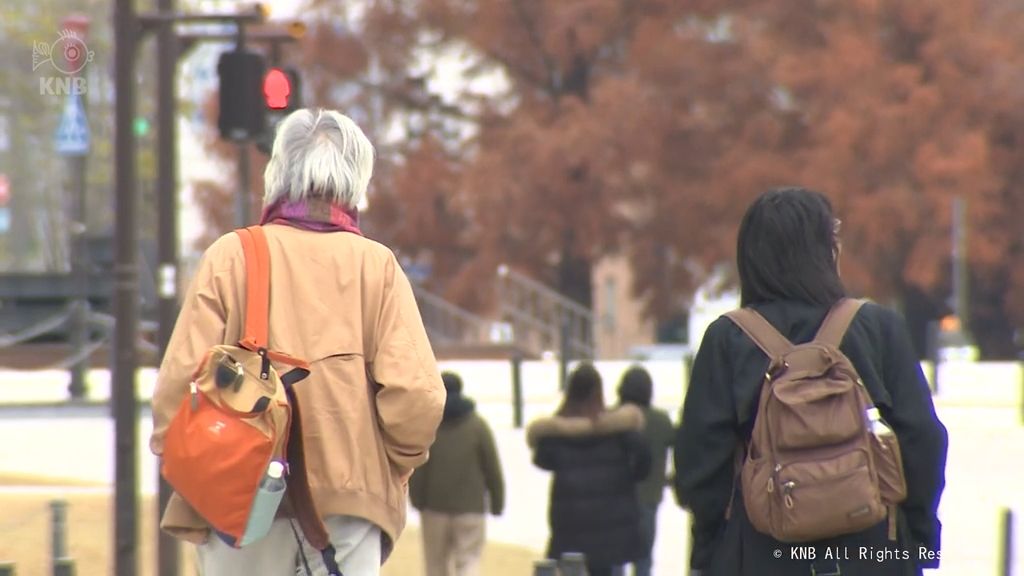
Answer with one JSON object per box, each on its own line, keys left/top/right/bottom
{"left": 191, "top": 0, "right": 1024, "bottom": 355}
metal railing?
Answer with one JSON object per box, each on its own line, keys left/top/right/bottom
{"left": 496, "top": 264, "right": 594, "bottom": 359}
{"left": 412, "top": 285, "right": 493, "bottom": 348}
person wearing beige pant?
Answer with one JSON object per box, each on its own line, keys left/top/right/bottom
{"left": 410, "top": 372, "right": 505, "bottom": 576}
{"left": 420, "top": 511, "right": 487, "bottom": 576}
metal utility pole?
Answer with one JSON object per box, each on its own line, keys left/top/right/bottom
{"left": 235, "top": 25, "right": 252, "bottom": 229}
{"left": 109, "top": 3, "right": 275, "bottom": 574}
{"left": 237, "top": 144, "right": 252, "bottom": 227}
{"left": 155, "top": 0, "right": 179, "bottom": 570}
{"left": 951, "top": 195, "right": 969, "bottom": 327}
{"left": 113, "top": 0, "right": 139, "bottom": 573}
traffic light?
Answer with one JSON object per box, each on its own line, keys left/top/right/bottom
{"left": 217, "top": 49, "right": 267, "bottom": 141}
{"left": 257, "top": 67, "right": 302, "bottom": 154}
{"left": 263, "top": 67, "right": 300, "bottom": 112}
{"left": 263, "top": 68, "right": 290, "bottom": 110}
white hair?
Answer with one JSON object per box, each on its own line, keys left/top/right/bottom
{"left": 263, "top": 109, "right": 375, "bottom": 208}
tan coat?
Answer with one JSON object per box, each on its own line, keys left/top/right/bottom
{"left": 150, "top": 224, "right": 446, "bottom": 551}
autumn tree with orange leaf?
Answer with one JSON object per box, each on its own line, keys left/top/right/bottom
{"left": 191, "top": 0, "right": 1024, "bottom": 357}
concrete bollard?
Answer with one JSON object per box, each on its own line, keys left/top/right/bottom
{"left": 53, "top": 558, "right": 75, "bottom": 576}
{"left": 682, "top": 352, "right": 693, "bottom": 398}
{"left": 925, "top": 321, "right": 940, "bottom": 395}
{"left": 1000, "top": 508, "right": 1014, "bottom": 576}
{"left": 559, "top": 552, "right": 589, "bottom": 576}
{"left": 533, "top": 559, "right": 559, "bottom": 576}
{"left": 50, "top": 500, "right": 67, "bottom": 561}
{"left": 0, "top": 562, "right": 16, "bottom": 576}
{"left": 1020, "top": 364, "right": 1024, "bottom": 427}
{"left": 558, "top": 318, "right": 570, "bottom": 391}
{"left": 511, "top": 353, "right": 524, "bottom": 429}
{"left": 50, "top": 500, "right": 75, "bottom": 576}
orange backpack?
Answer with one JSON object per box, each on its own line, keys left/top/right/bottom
{"left": 161, "top": 226, "right": 343, "bottom": 574}
{"left": 726, "top": 299, "right": 907, "bottom": 543}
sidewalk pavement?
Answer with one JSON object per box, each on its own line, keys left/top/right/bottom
{"left": 1, "top": 368, "right": 1022, "bottom": 575}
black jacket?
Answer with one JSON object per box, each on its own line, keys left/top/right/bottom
{"left": 674, "top": 300, "right": 948, "bottom": 576}
{"left": 528, "top": 405, "right": 652, "bottom": 567}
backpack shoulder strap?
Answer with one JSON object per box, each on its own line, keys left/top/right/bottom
{"left": 814, "top": 298, "right": 866, "bottom": 348}
{"left": 236, "top": 226, "right": 271, "bottom": 351}
{"left": 724, "top": 308, "right": 794, "bottom": 360}
{"left": 235, "top": 226, "right": 309, "bottom": 369}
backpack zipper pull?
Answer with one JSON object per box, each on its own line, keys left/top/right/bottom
{"left": 782, "top": 481, "right": 796, "bottom": 508}
{"left": 767, "top": 463, "right": 782, "bottom": 493}
{"left": 189, "top": 381, "right": 198, "bottom": 411}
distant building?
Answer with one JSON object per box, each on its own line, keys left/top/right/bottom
{"left": 592, "top": 257, "right": 738, "bottom": 360}
{"left": 592, "top": 254, "right": 656, "bottom": 359}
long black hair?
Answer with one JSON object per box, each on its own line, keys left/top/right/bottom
{"left": 737, "top": 187, "right": 846, "bottom": 307}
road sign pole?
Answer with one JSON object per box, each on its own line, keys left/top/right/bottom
{"left": 55, "top": 15, "right": 92, "bottom": 401}
{"left": 67, "top": 151, "right": 88, "bottom": 400}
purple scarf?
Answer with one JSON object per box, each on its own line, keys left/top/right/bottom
{"left": 259, "top": 197, "right": 363, "bottom": 235}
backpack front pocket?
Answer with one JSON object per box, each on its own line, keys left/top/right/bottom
{"left": 774, "top": 449, "right": 886, "bottom": 542}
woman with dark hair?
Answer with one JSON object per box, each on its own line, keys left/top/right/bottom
{"left": 674, "top": 187, "right": 948, "bottom": 576}
{"left": 527, "top": 363, "right": 652, "bottom": 576}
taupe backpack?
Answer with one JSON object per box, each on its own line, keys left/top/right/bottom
{"left": 726, "top": 298, "right": 907, "bottom": 543}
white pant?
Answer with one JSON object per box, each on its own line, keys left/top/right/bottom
{"left": 196, "top": 515, "right": 381, "bottom": 576}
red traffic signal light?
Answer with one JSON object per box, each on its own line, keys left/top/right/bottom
{"left": 263, "top": 67, "right": 292, "bottom": 110}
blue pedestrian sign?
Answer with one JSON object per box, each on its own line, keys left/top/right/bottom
{"left": 55, "top": 92, "right": 90, "bottom": 156}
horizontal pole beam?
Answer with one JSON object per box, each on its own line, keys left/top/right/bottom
{"left": 176, "top": 30, "right": 299, "bottom": 43}
{"left": 138, "top": 10, "right": 264, "bottom": 26}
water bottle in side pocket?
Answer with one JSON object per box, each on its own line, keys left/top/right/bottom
{"left": 240, "top": 460, "right": 287, "bottom": 546}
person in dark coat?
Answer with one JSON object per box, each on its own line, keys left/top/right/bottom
{"left": 527, "top": 363, "right": 652, "bottom": 576}
{"left": 674, "top": 187, "right": 948, "bottom": 576}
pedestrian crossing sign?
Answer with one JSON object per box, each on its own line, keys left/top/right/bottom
{"left": 55, "top": 92, "right": 90, "bottom": 156}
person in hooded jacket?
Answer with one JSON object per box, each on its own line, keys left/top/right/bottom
{"left": 527, "top": 363, "right": 652, "bottom": 576}
{"left": 615, "top": 366, "right": 675, "bottom": 576}
{"left": 409, "top": 371, "right": 504, "bottom": 576}
{"left": 674, "top": 187, "right": 948, "bottom": 576}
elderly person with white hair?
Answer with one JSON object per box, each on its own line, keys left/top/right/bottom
{"left": 150, "top": 109, "right": 446, "bottom": 575}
